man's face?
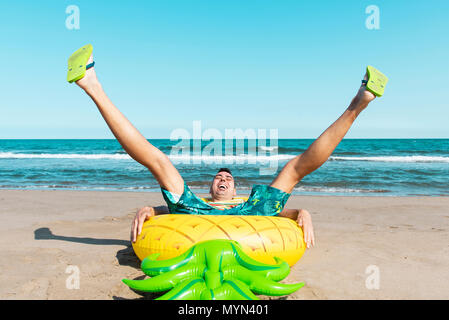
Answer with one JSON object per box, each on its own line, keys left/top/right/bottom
{"left": 210, "top": 171, "right": 236, "bottom": 201}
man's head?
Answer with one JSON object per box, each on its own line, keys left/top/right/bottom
{"left": 209, "top": 168, "right": 236, "bottom": 201}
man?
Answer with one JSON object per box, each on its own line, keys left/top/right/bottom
{"left": 132, "top": 168, "right": 315, "bottom": 247}
{"left": 72, "top": 49, "right": 379, "bottom": 251}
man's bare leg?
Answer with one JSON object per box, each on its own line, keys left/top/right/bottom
{"left": 271, "top": 75, "right": 377, "bottom": 193}
{"left": 75, "top": 54, "right": 184, "bottom": 195}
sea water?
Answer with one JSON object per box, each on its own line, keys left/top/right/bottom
{"left": 0, "top": 139, "right": 448, "bottom": 196}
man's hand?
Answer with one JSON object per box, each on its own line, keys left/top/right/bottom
{"left": 297, "top": 209, "right": 315, "bottom": 249}
{"left": 131, "top": 206, "right": 155, "bottom": 243}
{"left": 277, "top": 208, "right": 316, "bottom": 249}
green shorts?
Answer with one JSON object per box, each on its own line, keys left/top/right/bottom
{"left": 161, "top": 183, "right": 291, "bottom": 216}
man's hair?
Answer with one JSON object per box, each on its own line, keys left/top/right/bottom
{"left": 217, "top": 168, "right": 232, "bottom": 175}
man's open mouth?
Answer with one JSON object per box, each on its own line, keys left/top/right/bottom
{"left": 218, "top": 185, "right": 227, "bottom": 191}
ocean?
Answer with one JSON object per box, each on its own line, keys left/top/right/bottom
{"left": 0, "top": 139, "right": 448, "bottom": 196}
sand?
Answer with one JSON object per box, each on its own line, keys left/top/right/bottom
{"left": 0, "top": 189, "right": 448, "bottom": 300}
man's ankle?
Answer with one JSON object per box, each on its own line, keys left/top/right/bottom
{"left": 81, "top": 80, "right": 102, "bottom": 96}
{"left": 346, "top": 97, "right": 369, "bottom": 119}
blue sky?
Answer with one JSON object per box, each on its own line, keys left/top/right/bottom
{"left": 1, "top": 0, "right": 448, "bottom": 139}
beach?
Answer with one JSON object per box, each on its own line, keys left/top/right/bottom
{"left": 1, "top": 189, "right": 448, "bottom": 300}
{"left": 3, "top": 0, "right": 449, "bottom": 303}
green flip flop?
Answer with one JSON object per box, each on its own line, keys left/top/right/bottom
{"left": 67, "top": 44, "right": 95, "bottom": 83}
{"left": 362, "top": 65, "right": 388, "bottom": 97}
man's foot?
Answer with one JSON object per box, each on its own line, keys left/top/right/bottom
{"left": 348, "top": 72, "right": 376, "bottom": 113}
{"left": 75, "top": 54, "right": 100, "bottom": 92}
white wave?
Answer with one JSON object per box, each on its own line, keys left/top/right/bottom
{"left": 0, "top": 184, "right": 380, "bottom": 194}
{"left": 258, "top": 146, "right": 278, "bottom": 152}
{"left": 0, "top": 185, "right": 161, "bottom": 192}
{"left": 293, "top": 186, "right": 386, "bottom": 194}
{"left": 169, "top": 154, "right": 294, "bottom": 163}
{"left": 0, "top": 152, "right": 131, "bottom": 160}
{"left": 2, "top": 152, "right": 448, "bottom": 163}
{"left": 330, "top": 155, "right": 449, "bottom": 163}
{"left": 0, "top": 152, "right": 295, "bottom": 162}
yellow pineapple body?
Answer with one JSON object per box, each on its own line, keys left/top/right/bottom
{"left": 132, "top": 214, "right": 306, "bottom": 266}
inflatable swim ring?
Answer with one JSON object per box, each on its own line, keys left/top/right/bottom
{"left": 132, "top": 214, "right": 306, "bottom": 266}
{"left": 124, "top": 239, "right": 305, "bottom": 300}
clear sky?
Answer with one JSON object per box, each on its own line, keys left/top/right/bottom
{"left": 1, "top": 0, "right": 448, "bottom": 139}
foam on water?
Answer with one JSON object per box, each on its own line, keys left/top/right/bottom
{"left": 1, "top": 139, "right": 448, "bottom": 196}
